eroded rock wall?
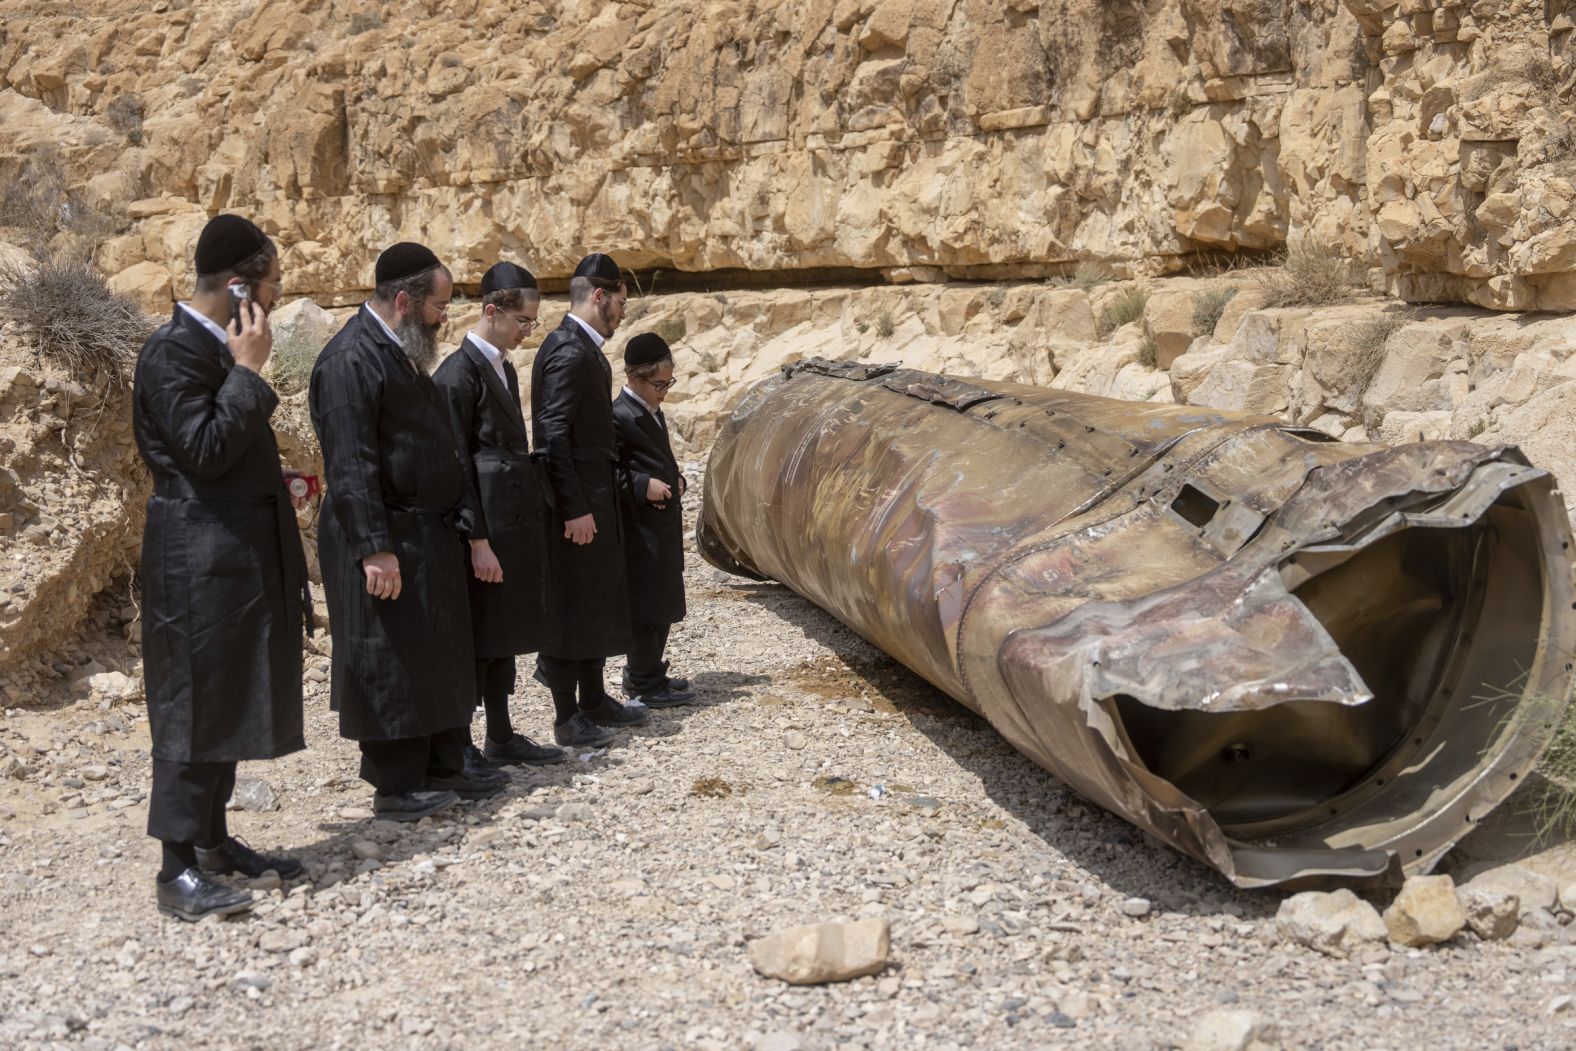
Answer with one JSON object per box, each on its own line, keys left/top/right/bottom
{"left": 1, "top": 1, "right": 1574, "bottom": 308}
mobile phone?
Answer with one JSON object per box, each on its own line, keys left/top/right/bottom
{"left": 228, "top": 283, "right": 250, "bottom": 328}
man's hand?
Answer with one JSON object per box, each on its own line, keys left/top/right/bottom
{"left": 363, "top": 550, "right": 401, "bottom": 600}
{"left": 470, "top": 538, "right": 504, "bottom": 583}
{"left": 564, "top": 513, "right": 596, "bottom": 545}
{"left": 646, "top": 477, "right": 672, "bottom": 508}
{"left": 228, "top": 299, "right": 273, "bottom": 374}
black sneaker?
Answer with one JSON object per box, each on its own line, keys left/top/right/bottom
{"left": 196, "top": 836, "right": 304, "bottom": 881}
{"left": 581, "top": 695, "right": 650, "bottom": 728}
{"left": 552, "top": 712, "right": 616, "bottom": 749}
{"left": 427, "top": 770, "right": 506, "bottom": 801}
{"left": 635, "top": 685, "right": 694, "bottom": 709}
{"left": 483, "top": 732, "right": 567, "bottom": 765}
{"left": 156, "top": 868, "right": 254, "bottom": 922}
{"left": 373, "top": 789, "right": 459, "bottom": 822}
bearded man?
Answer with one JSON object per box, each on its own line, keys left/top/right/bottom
{"left": 310, "top": 242, "right": 506, "bottom": 818}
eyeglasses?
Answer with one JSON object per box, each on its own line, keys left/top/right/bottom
{"left": 648, "top": 376, "right": 678, "bottom": 392}
{"left": 509, "top": 314, "right": 540, "bottom": 333}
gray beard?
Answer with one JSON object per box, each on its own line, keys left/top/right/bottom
{"left": 397, "top": 315, "right": 440, "bottom": 374}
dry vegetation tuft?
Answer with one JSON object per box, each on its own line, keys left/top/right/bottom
{"left": 1254, "top": 238, "right": 1364, "bottom": 308}
{"left": 1097, "top": 286, "right": 1149, "bottom": 338}
{"left": 0, "top": 146, "right": 123, "bottom": 262}
{"left": 0, "top": 257, "right": 148, "bottom": 386}
{"left": 1191, "top": 287, "right": 1238, "bottom": 337}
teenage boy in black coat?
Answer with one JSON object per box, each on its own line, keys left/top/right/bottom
{"left": 612, "top": 333, "right": 694, "bottom": 708}
{"left": 432, "top": 261, "right": 564, "bottom": 766}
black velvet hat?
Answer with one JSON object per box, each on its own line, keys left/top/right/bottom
{"left": 624, "top": 332, "right": 672, "bottom": 368}
{"left": 480, "top": 261, "right": 537, "bottom": 295}
{"left": 375, "top": 242, "right": 442, "bottom": 285}
{"left": 194, "top": 214, "right": 271, "bottom": 276}
{"left": 572, "top": 252, "right": 623, "bottom": 283}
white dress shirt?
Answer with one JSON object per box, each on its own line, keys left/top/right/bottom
{"left": 364, "top": 303, "right": 402, "bottom": 346}
{"left": 622, "top": 385, "right": 664, "bottom": 429}
{"left": 468, "top": 332, "right": 509, "bottom": 384}
{"left": 567, "top": 313, "right": 606, "bottom": 349}
{"left": 177, "top": 302, "right": 229, "bottom": 347}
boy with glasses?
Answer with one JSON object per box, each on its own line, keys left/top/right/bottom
{"left": 613, "top": 332, "right": 694, "bottom": 708}
{"left": 432, "top": 262, "right": 565, "bottom": 767}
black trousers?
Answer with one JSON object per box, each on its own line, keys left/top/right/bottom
{"left": 535, "top": 655, "right": 605, "bottom": 695}
{"left": 477, "top": 656, "right": 517, "bottom": 699}
{"left": 358, "top": 731, "right": 466, "bottom": 794}
{"left": 147, "top": 758, "right": 236, "bottom": 846}
{"left": 626, "top": 622, "right": 672, "bottom": 694}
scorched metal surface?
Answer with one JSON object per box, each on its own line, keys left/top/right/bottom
{"left": 699, "top": 360, "right": 1576, "bottom": 887}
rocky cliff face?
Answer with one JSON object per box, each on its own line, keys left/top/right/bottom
{"left": 3, "top": 0, "right": 1576, "bottom": 308}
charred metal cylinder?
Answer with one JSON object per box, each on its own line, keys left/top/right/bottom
{"left": 700, "top": 360, "right": 1576, "bottom": 887}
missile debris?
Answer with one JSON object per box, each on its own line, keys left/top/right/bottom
{"left": 700, "top": 360, "right": 1576, "bottom": 887}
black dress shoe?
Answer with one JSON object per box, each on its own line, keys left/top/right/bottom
{"left": 427, "top": 770, "right": 506, "bottom": 801}
{"left": 581, "top": 694, "right": 650, "bottom": 728}
{"left": 484, "top": 732, "right": 566, "bottom": 765}
{"left": 156, "top": 868, "right": 254, "bottom": 922}
{"left": 196, "top": 836, "right": 304, "bottom": 881}
{"left": 463, "top": 744, "right": 511, "bottom": 781}
{"left": 373, "top": 788, "right": 459, "bottom": 822}
{"left": 622, "top": 670, "right": 691, "bottom": 697}
{"left": 635, "top": 684, "right": 694, "bottom": 708}
{"left": 552, "top": 712, "right": 616, "bottom": 749}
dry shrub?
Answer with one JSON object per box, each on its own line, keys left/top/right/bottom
{"left": 1347, "top": 308, "right": 1414, "bottom": 403}
{"left": 265, "top": 329, "right": 319, "bottom": 395}
{"left": 1191, "top": 287, "right": 1238, "bottom": 336}
{"left": 0, "top": 257, "right": 148, "bottom": 387}
{"left": 654, "top": 316, "right": 688, "bottom": 344}
{"left": 1254, "top": 239, "right": 1363, "bottom": 308}
{"left": 875, "top": 311, "right": 895, "bottom": 338}
{"left": 1137, "top": 333, "right": 1158, "bottom": 369}
{"left": 1097, "top": 286, "right": 1149, "bottom": 338}
{"left": 0, "top": 146, "right": 122, "bottom": 261}
{"left": 105, "top": 94, "right": 144, "bottom": 145}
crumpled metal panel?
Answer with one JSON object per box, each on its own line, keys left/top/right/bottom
{"left": 701, "top": 360, "right": 1576, "bottom": 887}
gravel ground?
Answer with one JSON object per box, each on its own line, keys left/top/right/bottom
{"left": 2, "top": 487, "right": 1575, "bottom": 1050}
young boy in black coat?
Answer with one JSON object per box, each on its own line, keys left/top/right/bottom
{"left": 612, "top": 333, "right": 694, "bottom": 707}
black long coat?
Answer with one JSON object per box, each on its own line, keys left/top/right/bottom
{"left": 432, "top": 337, "right": 548, "bottom": 658}
{"left": 612, "top": 389, "right": 687, "bottom": 626}
{"left": 529, "top": 316, "right": 631, "bottom": 659}
{"left": 309, "top": 307, "right": 477, "bottom": 741}
{"left": 133, "top": 307, "right": 307, "bottom": 762}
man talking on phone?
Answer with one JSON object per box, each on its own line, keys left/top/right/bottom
{"left": 133, "top": 214, "right": 314, "bottom": 920}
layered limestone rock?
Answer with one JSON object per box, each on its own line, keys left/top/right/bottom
{"left": 2, "top": 1, "right": 1576, "bottom": 309}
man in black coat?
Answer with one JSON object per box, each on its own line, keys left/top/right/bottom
{"left": 529, "top": 252, "right": 646, "bottom": 747}
{"left": 133, "top": 214, "right": 313, "bottom": 920}
{"left": 310, "top": 242, "right": 506, "bottom": 819}
{"left": 432, "top": 261, "right": 564, "bottom": 766}
{"left": 613, "top": 333, "right": 694, "bottom": 708}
